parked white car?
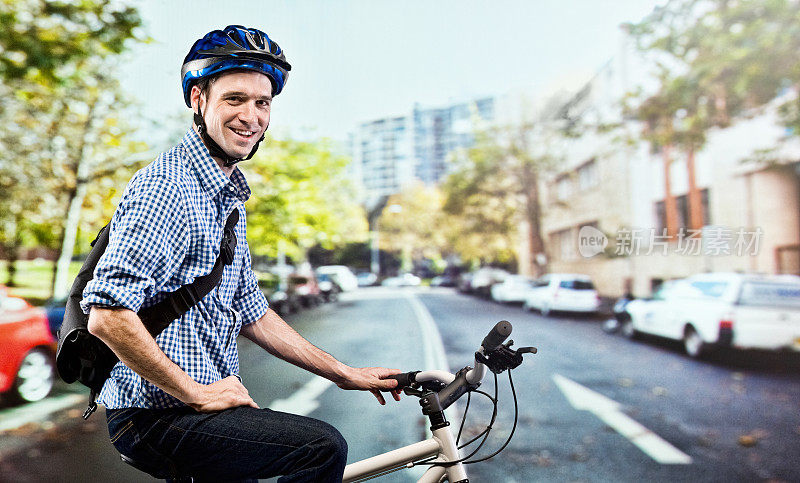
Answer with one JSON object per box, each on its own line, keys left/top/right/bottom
{"left": 470, "top": 268, "right": 510, "bottom": 297}
{"left": 624, "top": 273, "right": 800, "bottom": 358}
{"left": 316, "top": 265, "right": 359, "bottom": 292}
{"left": 381, "top": 273, "right": 421, "bottom": 287}
{"left": 523, "top": 274, "right": 600, "bottom": 316}
{"left": 491, "top": 275, "right": 535, "bottom": 303}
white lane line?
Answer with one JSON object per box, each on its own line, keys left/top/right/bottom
{"left": 268, "top": 376, "right": 334, "bottom": 416}
{"left": 404, "top": 292, "right": 450, "bottom": 373}
{"left": 552, "top": 374, "right": 692, "bottom": 465}
{"left": 0, "top": 393, "right": 86, "bottom": 432}
{"left": 403, "top": 291, "right": 459, "bottom": 426}
{"left": 268, "top": 290, "right": 451, "bottom": 421}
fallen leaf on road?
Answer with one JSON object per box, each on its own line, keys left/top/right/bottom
{"left": 651, "top": 386, "right": 668, "bottom": 396}
{"left": 738, "top": 430, "right": 768, "bottom": 447}
{"left": 738, "top": 435, "right": 757, "bottom": 447}
{"left": 617, "top": 378, "right": 634, "bottom": 388}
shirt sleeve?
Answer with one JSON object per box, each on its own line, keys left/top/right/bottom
{"left": 81, "top": 173, "right": 189, "bottom": 314}
{"left": 231, "top": 233, "right": 269, "bottom": 326}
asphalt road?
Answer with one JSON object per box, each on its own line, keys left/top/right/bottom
{"left": 1, "top": 286, "right": 799, "bottom": 482}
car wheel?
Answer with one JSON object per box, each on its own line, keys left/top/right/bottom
{"left": 11, "top": 348, "right": 55, "bottom": 403}
{"left": 684, "top": 327, "right": 705, "bottom": 358}
{"left": 602, "top": 318, "right": 620, "bottom": 334}
{"left": 621, "top": 320, "right": 638, "bottom": 339}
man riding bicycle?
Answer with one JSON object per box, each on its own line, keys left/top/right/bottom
{"left": 83, "top": 25, "right": 400, "bottom": 482}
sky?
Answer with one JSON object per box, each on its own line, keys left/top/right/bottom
{"left": 119, "top": 0, "right": 664, "bottom": 144}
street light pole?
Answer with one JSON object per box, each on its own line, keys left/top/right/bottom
{"left": 371, "top": 221, "right": 380, "bottom": 275}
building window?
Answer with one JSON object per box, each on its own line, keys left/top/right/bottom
{"left": 676, "top": 194, "right": 688, "bottom": 231}
{"left": 556, "top": 175, "right": 573, "bottom": 201}
{"left": 655, "top": 200, "right": 666, "bottom": 233}
{"left": 701, "top": 188, "right": 711, "bottom": 226}
{"left": 549, "top": 228, "right": 577, "bottom": 261}
{"left": 577, "top": 159, "right": 598, "bottom": 190}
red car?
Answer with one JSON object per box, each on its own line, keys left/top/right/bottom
{"left": 0, "top": 287, "right": 56, "bottom": 403}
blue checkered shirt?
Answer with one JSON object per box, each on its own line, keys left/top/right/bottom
{"left": 81, "top": 128, "right": 269, "bottom": 409}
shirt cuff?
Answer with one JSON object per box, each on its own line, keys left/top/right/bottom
{"left": 81, "top": 279, "right": 144, "bottom": 314}
{"left": 234, "top": 289, "right": 269, "bottom": 326}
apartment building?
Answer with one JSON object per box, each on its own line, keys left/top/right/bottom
{"left": 541, "top": 50, "right": 800, "bottom": 297}
{"left": 349, "top": 97, "right": 495, "bottom": 208}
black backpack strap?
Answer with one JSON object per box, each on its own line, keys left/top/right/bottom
{"left": 138, "top": 209, "right": 239, "bottom": 335}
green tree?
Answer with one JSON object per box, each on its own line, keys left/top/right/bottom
{"left": 0, "top": 0, "right": 145, "bottom": 293}
{"left": 627, "top": 1, "right": 800, "bottom": 152}
{"left": 443, "top": 122, "right": 561, "bottom": 276}
{"left": 377, "top": 183, "right": 453, "bottom": 272}
{"left": 0, "top": 0, "right": 142, "bottom": 86}
{"left": 244, "top": 136, "right": 368, "bottom": 262}
{"left": 625, "top": 0, "right": 800, "bottom": 234}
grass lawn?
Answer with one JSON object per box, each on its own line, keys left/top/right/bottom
{"left": 0, "top": 260, "right": 82, "bottom": 305}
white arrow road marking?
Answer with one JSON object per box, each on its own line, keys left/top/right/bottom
{"left": 0, "top": 393, "right": 85, "bottom": 432}
{"left": 269, "top": 376, "right": 334, "bottom": 416}
{"left": 553, "top": 374, "right": 692, "bottom": 465}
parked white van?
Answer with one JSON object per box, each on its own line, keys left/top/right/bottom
{"left": 624, "top": 273, "right": 800, "bottom": 358}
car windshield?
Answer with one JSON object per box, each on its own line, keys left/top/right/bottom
{"left": 559, "top": 280, "right": 594, "bottom": 290}
{"left": 686, "top": 281, "right": 729, "bottom": 298}
{"left": 738, "top": 281, "right": 800, "bottom": 308}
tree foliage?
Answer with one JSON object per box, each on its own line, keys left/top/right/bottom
{"left": 0, "top": 0, "right": 143, "bottom": 86}
{"left": 376, "top": 182, "right": 454, "bottom": 270}
{"left": 626, "top": 0, "right": 800, "bottom": 149}
{"left": 442, "top": 123, "right": 562, "bottom": 274}
{"left": 244, "top": 136, "right": 368, "bottom": 261}
{"left": 0, "top": 0, "right": 145, "bottom": 290}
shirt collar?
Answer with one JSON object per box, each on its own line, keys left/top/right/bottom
{"left": 181, "top": 128, "right": 252, "bottom": 202}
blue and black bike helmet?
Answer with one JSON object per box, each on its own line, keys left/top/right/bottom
{"left": 181, "top": 25, "right": 291, "bottom": 165}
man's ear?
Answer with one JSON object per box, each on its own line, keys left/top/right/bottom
{"left": 190, "top": 85, "right": 204, "bottom": 114}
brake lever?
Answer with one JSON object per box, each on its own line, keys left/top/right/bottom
{"left": 403, "top": 386, "right": 426, "bottom": 397}
{"left": 475, "top": 340, "right": 537, "bottom": 374}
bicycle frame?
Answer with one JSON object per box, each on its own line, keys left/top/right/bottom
{"left": 342, "top": 422, "right": 466, "bottom": 483}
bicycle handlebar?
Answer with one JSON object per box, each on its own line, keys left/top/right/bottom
{"left": 386, "top": 321, "right": 517, "bottom": 400}
{"left": 481, "top": 320, "right": 512, "bottom": 352}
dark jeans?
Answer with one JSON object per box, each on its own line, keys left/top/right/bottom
{"left": 106, "top": 406, "right": 348, "bottom": 482}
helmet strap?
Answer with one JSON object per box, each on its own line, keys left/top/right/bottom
{"left": 193, "top": 104, "right": 265, "bottom": 168}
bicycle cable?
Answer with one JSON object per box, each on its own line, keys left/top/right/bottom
{"left": 463, "top": 369, "right": 518, "bottom": 464}
{"left": 417, "top": 368, "right": 517, "bottom": 467}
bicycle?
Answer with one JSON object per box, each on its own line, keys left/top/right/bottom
{"left": 342, "top": 320, "right": 537, "bottom": 483}
{"left": 118, "top": 320, "right": 535, "bottom": 482}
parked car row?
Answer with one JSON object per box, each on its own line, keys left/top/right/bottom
{"left": 259, "top": 265, "right": 359, "bottom": 317}
{"left": 460, "top": 269, "right": 602, "bottom": 316}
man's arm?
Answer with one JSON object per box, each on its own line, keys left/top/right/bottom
{"left": 87, "top": 306, "right": 258, "bottom": 412}
{"left": 239, "top": 308, "right": 401, "bottom": 405}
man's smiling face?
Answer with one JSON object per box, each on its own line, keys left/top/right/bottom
{"left": 191, "top": 70, "right": 273, "bottom": 161}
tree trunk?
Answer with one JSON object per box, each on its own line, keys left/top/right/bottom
{"left": 4, "top": 244, "right": 18, "bottom": 287}
{"left": 523, "top": 165, "right": 547, "bottom": 277}
{"left": 3, "top": 215, "right": 23, "bottom": 287}
{"left": 663, "top": 144, "right": 679, "bottom": 238}
{"left": 52, "top": 95, "right": 101, "bottom": 300}
{"left": 686, "top": 148, "right": 704, "bottom": 230}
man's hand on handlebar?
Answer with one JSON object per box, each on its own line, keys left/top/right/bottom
{"left": 336, "top": 366, "right": 403, "bottom": 405}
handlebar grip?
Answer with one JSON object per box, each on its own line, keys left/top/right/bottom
{"left": 386, "top": 371, "right": 418, "bottom": 390}
{"left": 481, "top": 320, "right": 512, "bottom": 352}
